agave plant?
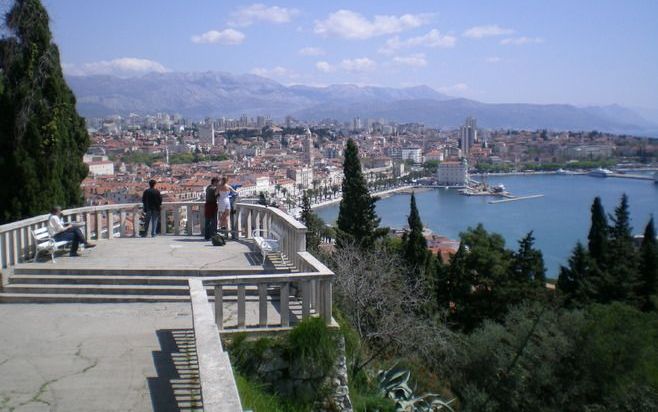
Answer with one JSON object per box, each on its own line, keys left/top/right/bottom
{"left": 377, "top": 365, "right": 455, "bottom": 412}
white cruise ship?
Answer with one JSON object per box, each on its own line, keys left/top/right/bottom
{"left": 588, "top": 168, "right": 614, "bottom": 177}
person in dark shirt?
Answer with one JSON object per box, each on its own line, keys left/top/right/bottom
{"left": 142, "top": 179, "right": 162, "bottom": 237}
{"left": 204, "top": 177, "right": 219, "bottom": 240}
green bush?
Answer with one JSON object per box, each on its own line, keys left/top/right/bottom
{"left": 288, "top": 317, "right": 337, "bottom": 377}
{"left": 236, "top": 373, "right": 307, "bottom": 412}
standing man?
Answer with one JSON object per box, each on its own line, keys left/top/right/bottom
{"left": 204, "top": 177, "right": 219, "bottom": 240}
{"left": 142, "top": 179, "right": 162, "bottom": 237}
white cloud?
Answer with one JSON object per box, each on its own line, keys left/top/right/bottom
{"left": 485, "top": 56, "right": 502, "bottom": 63}
{"left": 191, "top": 29, "right": 245, "bottom": 45}
{"left": 229, "top": 4, "right": 299, "bottom": 27}
{"left": 463, "top": 25, "right": 514, "bottom": 39}
{"left": 299, "top": 47, "right": 325, "bottom": 56}
{"left": 340, "top": 57, "right": 377, "bottom": 72}
{"left": 392, "top": 53, "right": 427, "bottom": 68}
{"left": 314, "top": 10, "right": 433, "bottom": 39}
{"left": 500, "top": 36, "right": 543, "bottom": 46}
{"left": 63, "top": 58, "right": 169, "bottom": 77}
{"left": 315, "top": 61, "right": 335, "bottom": 73}
{"left": 437, "top": 83, "right": 469, "bottom": 94}
{"left": 379, "top": 29, "right": 456, "bottom": 54}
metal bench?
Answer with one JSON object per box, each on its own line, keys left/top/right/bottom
{"left": 252, "top": 221, "right": 285, "bottom": 265}
{"left": 30, "top": 227, "right": 71, "bottom": 263}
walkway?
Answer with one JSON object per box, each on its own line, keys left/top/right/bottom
{"left": 0, "top": 303, "right": 195, "bottom": 412}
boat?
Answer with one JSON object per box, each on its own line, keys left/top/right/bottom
{"left": 588, "top": 168, "right": 614, "bottom": 178}
{"left": 492, "top": 184, "right": 506, "bottom": 193}
{"left": 556, "top": 168, "right": 568, "bottom": 175}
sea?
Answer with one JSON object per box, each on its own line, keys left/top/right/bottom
{"left": 316, "top": 174, "right": 658, "bottom": 278}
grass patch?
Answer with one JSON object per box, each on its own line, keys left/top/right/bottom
{"left": 236, "top": 373, "right": 308, "bottom": 412}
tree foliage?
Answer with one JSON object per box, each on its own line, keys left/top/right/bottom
{"left": 336, "top": 138, "right": 387, "bottom": 249}
{"left": 300, "top": 191, "right": 325, "bottom": 254}
{"left": 401, "top": 192, "right": 431, "bottom": 282}
{"left": 0, "top": 0, "right": 90, "bottom": 223}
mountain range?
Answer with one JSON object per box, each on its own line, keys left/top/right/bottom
{"left": 66, "top": 71, "right": 657, "bottom": 136}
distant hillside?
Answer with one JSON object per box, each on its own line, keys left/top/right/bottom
{"left": 66, "top": 71, "right": 657, "bottom": 135}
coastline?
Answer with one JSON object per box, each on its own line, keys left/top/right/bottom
{"left": 311, "top": 185, "right": 419, "bottom": 210}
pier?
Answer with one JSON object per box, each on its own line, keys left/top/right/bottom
{"left": 488, "top": 194, "right": 545, "bottom": 204}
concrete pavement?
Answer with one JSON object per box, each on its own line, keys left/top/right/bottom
{"left": 0, "top": 303, "right": 194, "bottom": 412}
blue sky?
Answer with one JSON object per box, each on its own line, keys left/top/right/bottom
{"left": 41, "top": 0, "right": 658, "bottom": 110}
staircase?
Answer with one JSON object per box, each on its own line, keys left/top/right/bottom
{"left": 0, "top": 253, "right": 295, "bottom": 303}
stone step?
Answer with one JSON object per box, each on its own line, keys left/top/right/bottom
{"left": 0, "top": 292, "right": 191, "bottom": 303}
{"left": 9, "top": 274, "right": 191, "bottom": 285}
{"left": 12, "top": 266, "right": 270, "bottom": 277}
{"left": 2, "top": 283, "right": 286, "bottom": 297}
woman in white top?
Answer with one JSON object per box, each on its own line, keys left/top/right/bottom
{"left": 216, "top": 177, "right": 237, "bottom": 230}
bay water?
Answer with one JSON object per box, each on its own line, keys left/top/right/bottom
{"left": 316, "top": 175, "right": 658, "bottom": 278}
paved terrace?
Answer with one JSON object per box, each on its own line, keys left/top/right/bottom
{"left": 0, "top": 202, "right": 336, "bottom": 411}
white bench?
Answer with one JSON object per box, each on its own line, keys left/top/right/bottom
{"left": 252, "top": 222, "right": 285, "bottom": 265}
{"left": 30, "top": 227, "right": 71, "bottom": 263}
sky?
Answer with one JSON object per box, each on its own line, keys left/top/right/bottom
{"left": 34, "top": 0, "right": 658, "bottom": 110}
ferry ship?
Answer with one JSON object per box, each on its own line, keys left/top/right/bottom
{"left": 588, "top": 168, "right": 614, "bottom": 178}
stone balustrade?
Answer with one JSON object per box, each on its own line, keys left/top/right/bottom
{"left": 202, "top": 251, "right": 334, "bottom": 332}
{"left": 0, "top": 201, "right": 309, "bottom": 270}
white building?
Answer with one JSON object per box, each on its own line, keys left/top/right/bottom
{"left": 198, "top": 123, "right": 215, "bottom": 146}
{"left": 437, "top": 160, "right": 468, "bottom": 186}
{"left": 87, "top": 161, "right": 115, "bottom": 176}
{"left": 287, "top": 167, "right": 314, "bottom": 189}
{"left": 401, "top": 147, "right": 423, "bottom": 164}
{"left": 303, "top": 128, "right": 314, "bottom": 166}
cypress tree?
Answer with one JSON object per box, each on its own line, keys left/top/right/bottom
{"left": 557, "top": 242, "right": 597, "bottom": 307}
{"left": 512, "top": 231, "right": 546, "bottom": 285}
{"left": 336, "top": 139, "right": 386, "bottom": 249}
{"left": 0, "top": 0, "right": 90, "bottom": 223}
{"left": 605, "top": 194, "right": 639, "bottom": 304}
{"left": 588, "top": 197, "right": 608, "bottom": 268}
{"left": 637, "top": 217, "right": 658, "bottom": 311}
{"left": 300, "top": 191, "right": 324, "bottom": 253}
{"left": 401, "top": 192, "right": 429, "bottom": 280}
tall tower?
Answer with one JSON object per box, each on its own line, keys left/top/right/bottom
{"left": 303, "top": 127, "right": 314, "bottom": 166}
{"left": 459, "top": 116, "right": 477, "bottom": 157}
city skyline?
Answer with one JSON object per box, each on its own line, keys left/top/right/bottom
{"left": 29, "top": 1, "right": 658, "bottom": 113}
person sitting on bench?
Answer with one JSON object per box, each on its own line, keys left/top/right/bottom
{"left": 47, "top": 206, "right": 96, "bottom": 257}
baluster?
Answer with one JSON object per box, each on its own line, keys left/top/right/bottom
{"left": 237, "top": 208, "right": 243, "bottom": 238}
{"left": 258, "top": 283, "right": 268, "bottom": 327}
{"left": 247, "top": 210, "right": 252, "bottom": 238}
{"left": 0, "top": 232, "right": 7, "bottom": 269}
{"left": 174, "top": 207, "right": 180, "bottom": 235}
{"left": 280, "top": 282, "right": 290, "bottom": 327}
{"left": 160, "top": 209, "right": 167, "bottom": 235}
{"left": 84, "top": 212, "right": 92, "bottom": 240}
{"left": 107, "top": 210, "right": 114, "bottom": 239}
{"left": 237, "top": 285, "right": 246, "bottom": 328}
{"left": 119, "top": 210, "right": 126, "bottom": 237}
{"left": 8, "top": 230, "right": 16, "bottom": 266}
{"left": 95, "top": 211, "right": 102, "bottom": 240}
{"left": 214, "top": 285, "right": 224, "bottom": 330}
{"left": 133, "top": 209, "right": 140, "bottom": 237}
{"left": 321, "top": 280, "right": 333, "bottom": 324}
{"left": 186, "top": 205, "right": 193, "bottom": 235}
{"left": 199, "top": 205, "right": 205, "bottom": 237}
{"left": 310, "top": 279, "right": 317, "bottom": 310}
{"left": 302, "top": 280, "right": 311, "bottom": 319}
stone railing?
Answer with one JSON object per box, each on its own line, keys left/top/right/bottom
{"left": 202, "top": 251, "right": 334, "bottom": 332}
{"left": 0, "top": 201, "right": 308, "bottom": 270}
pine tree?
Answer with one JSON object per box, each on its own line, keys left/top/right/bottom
{"left": 336, "top": 139, "right": 386, "bottom": 249}
{"left": 0, "top": 0, "right": 90, "bottom": 223}
{"left": 557, "top": 242, "right": 597, "bottom": 307}
{"left": 401, "top": 192, "right": 429, "bottom": 281}
{"left": 637, "top": 217, "right": 658, "bottom": 311}
{"left": 512, "top": 231, "right": 547, "bottom": 285}
{"left": 605, "top": 194, "right": 640, "bottom": 304}
{"left": 588, "top": 197, "right": 608, "bottom": 268}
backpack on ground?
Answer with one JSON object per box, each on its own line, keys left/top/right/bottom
{"left": 211, "top": 233, "right": 226, "bottom": 246}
